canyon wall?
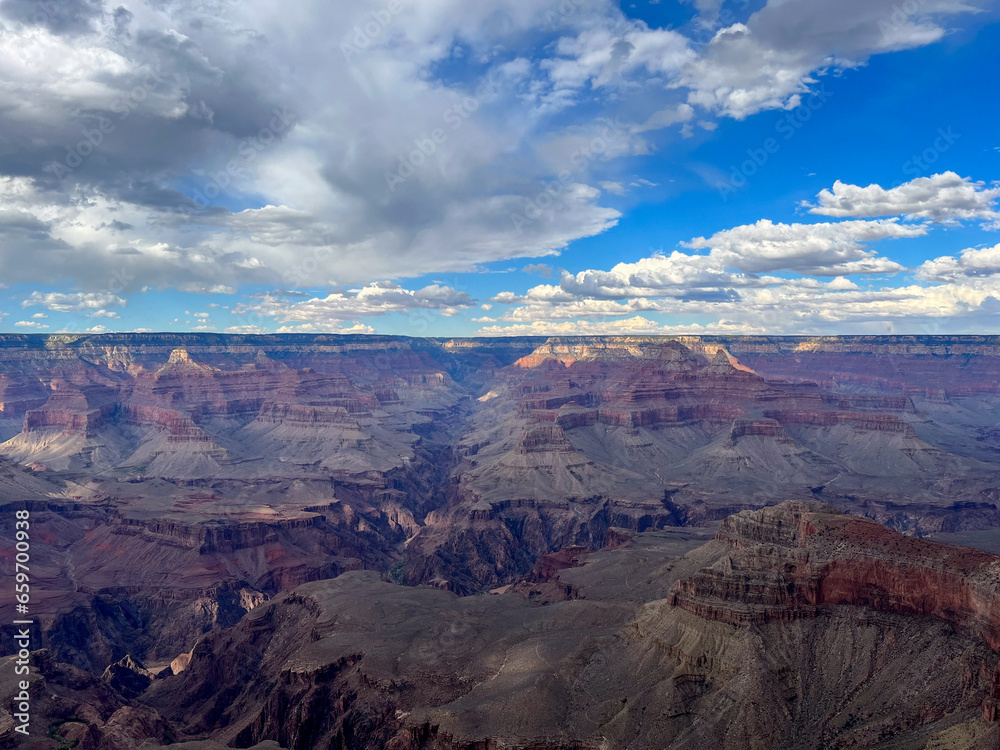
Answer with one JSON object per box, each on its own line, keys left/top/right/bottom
{"left": 3, "top": 333, "right": 1000, "bottom": 677}
{"left": 133, "top": 502, "right": 1000, "bottom": 749}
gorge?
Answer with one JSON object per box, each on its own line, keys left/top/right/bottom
{"left": 2, "top": 333, "right": 1000, "bottom": 748}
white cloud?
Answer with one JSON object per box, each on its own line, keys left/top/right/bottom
{"left": 179, "top": 284, "right": 239, "bottom": 295}
{"left": 671, "top": 0, "right": 978, "bottom": 120}
{"left": 0, "top": 0, "right": 984, "bottom": 311}
{"left": 479, "top": 189, "right": 1000, "bottom": 335}
{"left": 806, "top": 172, "right": 1000, "bottom": 224}
{"left": 14, "top": 320, "right": 49, "bottom": 329}
{"left": 917, "top": 243, "right": 1000, "bottom": 282}
{"left": 683, "top": 0, "right": 726, "bottom": 29}
{"left": 275, "top": 322, "right": 376, "bottom": 334}
{"left": 556, "top": 252, "right": 737, "bottom": 299}
{"left": 0, "top": 0, "right": 639, "bottom": 293}
{"left": 22, "top": 291, "right": 126, "bottom": 312}
{"left": 672, "top": 23, "right": 815, "bottom": 119}
{"left": 681, "top": 218, "right": 919, "bottom": 275}
{"left": 224, "top": 325, "right": 269, "bottom": 334}
{"left": 236, "top": 282, "right": 475, "bottom": 330}
{"left": 476, "top": 316, "right": 764, "bottom": 336}
{"left": 542, "top": 25, "right": 695, "bottom": 91}
{"left": 482, "top": 277, "right": 1000, "bottom": 336}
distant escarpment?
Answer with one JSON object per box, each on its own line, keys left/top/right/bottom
{"left": 133, "top": 503, "right": 1000, "bottom": 749}
{"left": 4, "top": 333, "right": 1000, "bottom": 708}
{"left": 667, "top": 501, "right": 1000, "bottom": 724}
{"left": 404, "top": 337, "right": 1000, "bottom": 592}
{"left": 670, "top": 502, "right": 1000, "bottom": 640}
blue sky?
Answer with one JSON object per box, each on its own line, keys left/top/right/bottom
{"left": 1, "top": 0, "right": 999, "bottom": 336}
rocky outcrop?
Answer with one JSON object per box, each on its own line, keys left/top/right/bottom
{"left": 102, "top": 654, "right": 155, "bottom": 699}
{"left": 669, "top": 501, "right": 1000, "bottom": 722}
{"left": 0, "top": 649, "right": 176, "bottom": 750}
{"left": 670, "top": 502, "right": 1000, "bottom": 641}
{"left": 141, "top": 516, "right": 1000, "bottom": 749}
{"left": 405, "top": 336, "right": 1000, "bottom": 592}
{"left": 6, "top": 333, "right": 1000, "bottom": 704}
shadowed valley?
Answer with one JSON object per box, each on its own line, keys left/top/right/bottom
{"left": 3, "top": 334, "right": 1000, "bottom": 748}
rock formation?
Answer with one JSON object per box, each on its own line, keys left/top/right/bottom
{"left": 3, "top": 334, "right": 1000, "bottom": 748}
{"left": 131, "top": 503, "right": 1000, "bottom": 748}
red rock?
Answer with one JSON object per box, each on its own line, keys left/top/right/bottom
{"left": 669, "top": 501, "right": 1000, "bottom": 720}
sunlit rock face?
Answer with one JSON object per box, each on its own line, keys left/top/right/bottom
{"left": 404, "top": 335, "right": 1000, "bottom": 593}
{"left": 4, "top": 333, "right": 1000, "bottom": 736}
{"left": 140, "top": 503, "right": 1000, "bottom": 749}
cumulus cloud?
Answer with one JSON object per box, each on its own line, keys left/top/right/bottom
{"left": 0, "top": 0, "right": 642, "bottom": 292}
{"left": 671, "top": 0, "right": 979, "bottom": 119}
{"left": 224, "top": 325, "right": 269, "bottom": 335}
{"left": 477, "top": 191, "right": 953, "bottom": 336}
{"left": 275, "top": 322, "right": 377, "bottom": 335}
{"left": 476, "top": 316, "right": 762, "bottom": 336}
{"left": 478, "top": 186, "right": 1000, "bottom": 335}
{"left": 682, "top": 0, "right": 727, "bottom": 30}
{"left": 0, "top": 0, "right": 992, "bottom": 338}
{"left": 0, "top": 0, "right": 980, "bottom": 299}
{"left": 917, "top": 244, "right": 1000, "bottom": 282}
{"left": 541, "top": 26, "right": 694, "bottom": 91}
{"left": 491, "top": 275, "right": 858, "bottom": 323}
{"left": 234, "top": 282, "right": 475, "bottom": 331}
{"left": 22, "top": 291, "right": 127, "bottom": 312}
{"left": 681, "top": 219, "right": 918, "bottom": 275}
{"left": 556, "top": 252, "right": 739, "bottom": 299}
{"left": 805, "top": 172, "right": 1000, "bottom": 224}
{"left": 494, "top": 216, "right": 912, "bottom": 310}
{"left": 483, "top": 277, "right": 1000, "bottom": 336}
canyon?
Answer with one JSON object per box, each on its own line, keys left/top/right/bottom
{"left": 2, "top": 333, "right": 1000, "bottom": 747}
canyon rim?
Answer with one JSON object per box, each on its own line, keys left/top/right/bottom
{"left": 1, "top": 334, "right": 1000, "bottom": 748}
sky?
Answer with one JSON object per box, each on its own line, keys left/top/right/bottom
{"left": 1, "top": 0, "right": 1000, "bottom": 337}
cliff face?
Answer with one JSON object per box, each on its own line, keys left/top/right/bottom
{"left": 4, "top": 334, "right": 1000, "bottom": 697}
{"left": 403, "top": 337, "right": 1000, "bottom": 592}
{"left": 670, "top": 503, "right": 1000, "bottom": 643}
{"left": 0, "top": 335, "right": 487, "bottom": 671}
{"left": 6, "top": 498, "right": 1000, "bottom": 748}
{"left": 710, "top": 335, "right": 1000, "bottom": 396}
{"left": 130, "top": 504, "right": 1000, "bottom": 750}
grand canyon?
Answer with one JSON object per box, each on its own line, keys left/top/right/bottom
{"left": 3, "top": 333, "right": 1000, "bottom": 749}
